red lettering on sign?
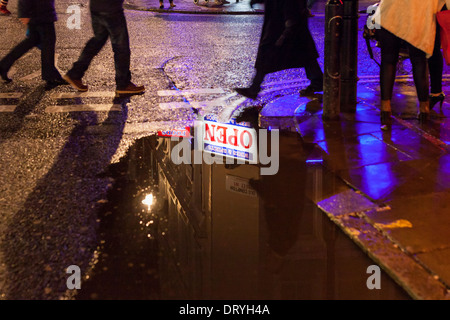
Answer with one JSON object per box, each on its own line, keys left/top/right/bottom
{"left": 240, "top": 130, "right": 252, "bottom": 149}
{"left": 216, "top": 126, "right": 227, "bottom": 144}
{"left": 227, "top": 128, "right": 239, "bottom": 147}
{"left": 204, "top": 123, "right": 216, "bottom": 142}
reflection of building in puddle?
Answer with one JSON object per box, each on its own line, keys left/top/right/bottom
{"left": 143, "top": 130, "right": 410, "bottom": 300}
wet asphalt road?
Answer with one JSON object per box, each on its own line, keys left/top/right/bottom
{"left": 0, "top": 0, "right": 448, "bottom": 300}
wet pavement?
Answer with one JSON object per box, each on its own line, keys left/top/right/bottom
{"left": 0, "top": 0, "right": 449, "bottom": 302}
{"left": 75, "top": 132, "right": 411, "bottom": 300}
{"left": 120, "top": 0, "right": 450, "bottom": 300}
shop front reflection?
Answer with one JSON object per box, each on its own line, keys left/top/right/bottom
{"left": 139, "top": 128, "right": 410, "bottom": 300}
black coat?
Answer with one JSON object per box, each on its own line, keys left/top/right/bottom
{"left": 255, "top": 0, "right": 319, "bottom": 75}
{"left": 18, "top": 0, "right": 57, "bottom": 24}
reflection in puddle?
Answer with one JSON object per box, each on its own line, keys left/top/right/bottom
{"left": 76, "top": 128, "right": 411, "bottom": 300}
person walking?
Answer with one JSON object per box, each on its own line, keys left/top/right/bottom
{"left": 63, "top": 0, "right": 145, "bottom": 96}
{"left": 0, "top": 0, "right": 10, "bottom": 15}
{"left": 159, "top": 0, "right": 176, "bottom": 9}
{"left": 0, "top": 0, "right": 66, "bottom": 89}
{"left": 376, "top": 0, "right": 450, "bottom": 128}
{"left": 234, "top": 0, "right": 323, "bottom": 100}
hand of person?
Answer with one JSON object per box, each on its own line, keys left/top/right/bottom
{"left": 20, "top": 18, "right": 30, "bottom": 25}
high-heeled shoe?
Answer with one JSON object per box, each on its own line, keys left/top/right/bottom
{"left": 429, "top": 93, "right": 445, "bottom": 111}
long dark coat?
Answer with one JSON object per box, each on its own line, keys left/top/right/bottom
{"left": 255, "top": 0, "right": 319, "bottom": 75}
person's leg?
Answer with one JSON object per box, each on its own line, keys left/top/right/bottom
{"left": 37, "top": 23, "right": 63, "bottom": 82}
{"left": 66, "top": 12, "right": 109, "bottom": 81}
{"left": 378, "top": 28, "right": 401, "bottom": 128}
{"left": 103, "top": 10, "right": 132, "bottom": 90}
{"left": 408, "top": 43, "right": 430, "bottom": 120}
{"left": 409, "top": 45, "right": 429, "bottom": 102}
{"left": 234, "top": 68, "right": 265, "bottom": 100}
{"left": 303, "top": 59, "right": 323, "bottom": 93}
{"left": 428, "top": 24, "right": 443, "bottom": 95}
{"left": 0, "top": 25, "right": 39, "bottom": 81}
{"left": 379, "top": 28, "right": 401, "bottom": 103}
{"left": 428, "top": 19, "right": 445, "bottom": 110}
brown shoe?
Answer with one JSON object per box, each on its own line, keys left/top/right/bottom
{"left": 0, "top": 6, "right": 11, "bottom": 15}
{"left": 116, "top": 82, "right": 145, "bottom": 95}
{"left": 63, "top": 74, "right": 88, "bottom": 92}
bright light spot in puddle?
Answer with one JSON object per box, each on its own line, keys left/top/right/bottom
{"left": 142, "top": 194, "right": 154, "bottom": 210}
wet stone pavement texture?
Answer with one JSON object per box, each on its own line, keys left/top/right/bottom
{"left": 0, "top": 0, "right": 449, "bottom": 300}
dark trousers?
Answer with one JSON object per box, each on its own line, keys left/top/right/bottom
{"left": 0, "top": 22, "right": 61, "bottom": 82}
{"left": 428, "top": 6, "right": 446, "bottom": 94}
{"left": 305, "top": 59, "right": 323, "bottom": 90}
{"left": 378, "top": 28, "right": 429, "bottom": 102}
{"left": 67, "top": 9, "right": 131, "bottom": 89}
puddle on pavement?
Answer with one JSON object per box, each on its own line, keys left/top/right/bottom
{"left": 75, "top": 123, "right": 411, "bottom": 300}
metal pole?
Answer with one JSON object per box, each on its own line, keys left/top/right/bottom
{"left": 340, "top": 0, "right": 359, "bottom": 113}
{"left": 322, "top": 0, "right": 343, "bottom": 120}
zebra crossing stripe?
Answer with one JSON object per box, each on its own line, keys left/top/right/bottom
{"left": 0, "top": 105, "right": 17, "bottom": 112}
{"left": 0, "top": 93, "right": 21, "bottom": 112}
{"left": 50, "top": 92, "right": 116, "bottom": 99}
{"left": 45, "top": 104, "right": 122, "bottom": 113}
{"left": 157, "top": 88, "right": 225, "bottom": 96}
{"left": 159, "top": 100, "right": 227, "bottom": 109}
{"left": 19, "top": 71, "right": 41, "bottom": 81}
{"left": 0, "top": 93, "right": 23, "bottom": 99}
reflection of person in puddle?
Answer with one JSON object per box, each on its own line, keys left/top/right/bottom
{"left": 250, "top": 131, "right": 313, "bottom": 273}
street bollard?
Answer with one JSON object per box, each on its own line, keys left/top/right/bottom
{"left": 340, "top": 0, "right": 359, "bottom": 113}
{"left": 322, "top": 0, "right": 343, "bottom": 120}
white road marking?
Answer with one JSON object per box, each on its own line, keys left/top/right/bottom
{"left": 45, "top": 104, "right": 122, "bottom": 113}
{"left": 50, "top": 92, "right": 116, "bottom": 99}
{"left": 19, "top": 70, "right": 41, "bottom": 81}
{"left": 157, "top": 88, "right": 225, "bottom": 96}
{"left": 0, "top": 93, "right": 23, "bottom": 99}
{"left": 159, "top": 101, "right": 221, "bottom": 109}
{"left": 0, "top": 105, "right": 17, "bottom": 112}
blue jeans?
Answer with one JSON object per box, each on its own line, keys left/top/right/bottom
{"left": 0, "top": 22, "right": 61, "bottom": 81}
{"left": 67, "top": 9, "right": 131, "bottom": 89}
